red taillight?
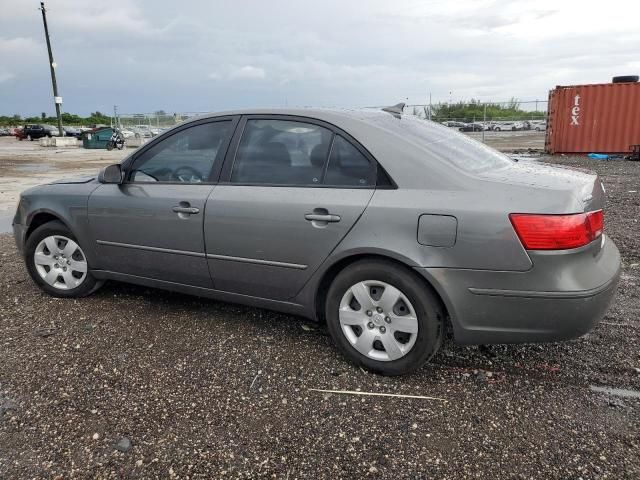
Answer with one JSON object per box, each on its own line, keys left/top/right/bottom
{"left": 509, "top": 210, "right": 603, "bottom": 250}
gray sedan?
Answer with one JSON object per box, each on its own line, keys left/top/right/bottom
{"left": 12, "top": 106, "right": 621, "bottom": 375}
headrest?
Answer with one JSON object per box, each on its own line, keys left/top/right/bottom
{"left": 309, "top": 144, "right": 329, "bottom": 167}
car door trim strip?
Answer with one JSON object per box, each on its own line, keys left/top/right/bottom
{"left": 206, "top": 253, "right": 308, "bottom": 270}
{"left": 468, "top": 273, "right": 618, "bottom": 299}
{"left": 97, "top": 240, "right": 308, "bottom": 269}
{"left": 96, "top": 240, "right": 206, "bottom": 258}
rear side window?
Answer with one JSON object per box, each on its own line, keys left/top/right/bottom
{"left": 324, "top": 136, "right": 375, "bottom": 186}
{"left": 231, "top": 119, "right": 332, "bottom": 185}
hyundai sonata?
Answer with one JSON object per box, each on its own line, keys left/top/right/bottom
{"left": 13, "top": 105, "right": 620, "bottom": 375}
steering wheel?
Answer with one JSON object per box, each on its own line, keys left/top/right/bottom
{"left": 172, "top": 166, "right": 204, "bottom": 183}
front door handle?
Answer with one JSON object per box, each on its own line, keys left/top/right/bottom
{"left": 304, "top": 213, "right": 341, "bottom": 222}
{"left": 172, "top": 205, "right": 200, "bottom": 215}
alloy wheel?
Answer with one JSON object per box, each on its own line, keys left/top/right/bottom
{"left": 338, "top": 280, "right": 419, "bottom": 362}
{"left": 33, "top": 235, "right": 88, "bottom": 290}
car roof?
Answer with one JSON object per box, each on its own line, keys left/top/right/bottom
{"left": 189, "top": 107, "right": 395, "bottom": 126}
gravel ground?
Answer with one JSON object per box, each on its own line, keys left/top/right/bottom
{"left": 1, "top": 155, "right": 639, "bottom": 479}
{"left": 0, "top": 137, "right": 125, "bottom": 216}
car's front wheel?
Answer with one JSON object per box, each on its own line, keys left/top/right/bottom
{"left": 25, "top": 221, "right": 102, "bottom": 298}
{"left": 326, "top": 259, "right": 443, "bottom": 376}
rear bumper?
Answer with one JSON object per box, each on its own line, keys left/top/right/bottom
{"left": 416, "top": 235, "right": 621, "bottom": 344}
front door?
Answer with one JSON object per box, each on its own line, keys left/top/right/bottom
{"left": 204, "top": 117, "right": 377, "bottom": 300}
{"left": 88, "top": 118, "right": 236, "bottom": 287}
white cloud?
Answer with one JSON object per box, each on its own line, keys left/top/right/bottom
{"left": 0, "top": 36, "right": 40, "bottom": 53}
{"left": 229, "top": 65, "right": 266, "bottom": 80}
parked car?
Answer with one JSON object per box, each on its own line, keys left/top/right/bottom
{"left": 492, "top": 121, "right": 524, "bottom": 131}
{"left": 12, "top": 107, "right": 620, "bottom": 375}
{"left": 119, "top": 128, "right": 136, "bottom": 139}
{"left": 458, "top": 123, "right": 484, "bottom": 132}
{"left": 441, "top": 121, "right": 466, "bottom": 128}
{"left": 130, "top": 127, "right": 152, "bottom": 138}
{"left": 63, "top": 127, "right": 82, "bottom": 138}
{"left": 19, "top": 124, "right": 60, "bottom": 140}
{"left": 531, "top": 120, "right": 547, "bottom": 131}
{"left": 0, "top": 128, "right": 11, "bottom": 136}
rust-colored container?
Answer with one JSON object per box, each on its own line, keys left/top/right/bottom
{"left": 545, "top": 81, "right": 640, "bottom": 154}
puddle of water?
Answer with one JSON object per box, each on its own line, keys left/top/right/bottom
{"left": 0, "top": 214, "right": 13, "bottom": 234}
{"left": 590, "top": 385, "right": 640, "bottom": 399}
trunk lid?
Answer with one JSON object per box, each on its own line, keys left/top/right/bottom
{"left": 476, "top": 161, "right": 605, "bottom": 212}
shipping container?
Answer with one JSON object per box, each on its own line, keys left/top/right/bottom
{"left": 545, "top": 80, "right": 640, "bottom": 154}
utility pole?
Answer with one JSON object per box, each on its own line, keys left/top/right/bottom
{"left": 39, "top": 2, "right": 63, "bottom": 137}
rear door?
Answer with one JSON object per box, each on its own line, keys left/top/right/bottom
{"left": 204, "top": 116, "right": 376, "bottom": 300}
{"left": 88, "top": 117, "right": 237, "bottom": 287}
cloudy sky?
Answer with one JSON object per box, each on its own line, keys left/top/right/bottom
{"left": 1, "top": 0, "right": 638, "bottom": 116}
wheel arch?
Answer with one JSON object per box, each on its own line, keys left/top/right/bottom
{"left": 25, "top": 210, "right": 72, "bottom": 241}
{"left": 312, "top": 252, "right": 451, "bottom": 331}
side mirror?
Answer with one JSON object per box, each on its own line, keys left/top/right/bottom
{"left": 98, "top": 164, "right": 123, "bottom": 184}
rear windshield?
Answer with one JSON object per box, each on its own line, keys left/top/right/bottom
{"left": 370, "top": 113, "right": 514, "bottom": 173}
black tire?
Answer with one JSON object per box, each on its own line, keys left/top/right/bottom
{"left": 612, "top": 75, "right": 638, "bottom": 83}
{"left": 106, "top": 141, "right": 114, "bottom": 151}
{"left": 325, "top": 259, "right": 444, "bottom": 376}
{"left": 25, "top": 220, "right": 102, "bottom": 298}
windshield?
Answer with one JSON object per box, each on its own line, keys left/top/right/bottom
{"left": 369, "top": 113, "right": 514, "bottom": 173}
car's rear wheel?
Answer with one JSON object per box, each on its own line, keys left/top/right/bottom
{"left": 25, "top": 221, "right": 102, "bottom": 298}
{"left": 326, "top": 259, "right": 443, "bottom": 375}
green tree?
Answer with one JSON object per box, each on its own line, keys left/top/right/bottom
{"left": 430, "top": 98, "right": 544, "bottom": 123}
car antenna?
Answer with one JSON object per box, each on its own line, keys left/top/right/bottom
{"left": 381, "top": 103, "right": 405, "bottom": 117}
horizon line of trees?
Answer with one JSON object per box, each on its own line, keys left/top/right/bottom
{"left": 0, "top": 111, "right": 113, "bottom": 127}
{"left": 1, "top": 101, "right": 546, "bottom": 127}
{"left": 412, "top": 98, "right": 547, "bottom": 123}
{"left": 0, "top": 110, "right": 173, "bottom": 127}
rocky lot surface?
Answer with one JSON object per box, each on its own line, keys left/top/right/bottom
{"left": 0, "top": 155, "right": 639, "bottom": 479}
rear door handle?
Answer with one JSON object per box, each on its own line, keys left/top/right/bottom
{"left": 172, "top": 205, "right": 200, "bottom": 215}
{"left": 304, "top": 213, "right": 341, "bottom": 222}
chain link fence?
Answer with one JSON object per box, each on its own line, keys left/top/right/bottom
{"left": 405, "top": 99, "right": 548, "bottom": 129}
{"left": 114, "top": 112, "right": 207, "bottom": 131}
{"left": 111, "top": 100, "right": 549, "bottom": 150}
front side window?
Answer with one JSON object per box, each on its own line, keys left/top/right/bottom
{"left": 130, "top": 121, "right": 231, "bottom": 183}
{"left": 230, "top": 119, "right": 332, "bottom": 185}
